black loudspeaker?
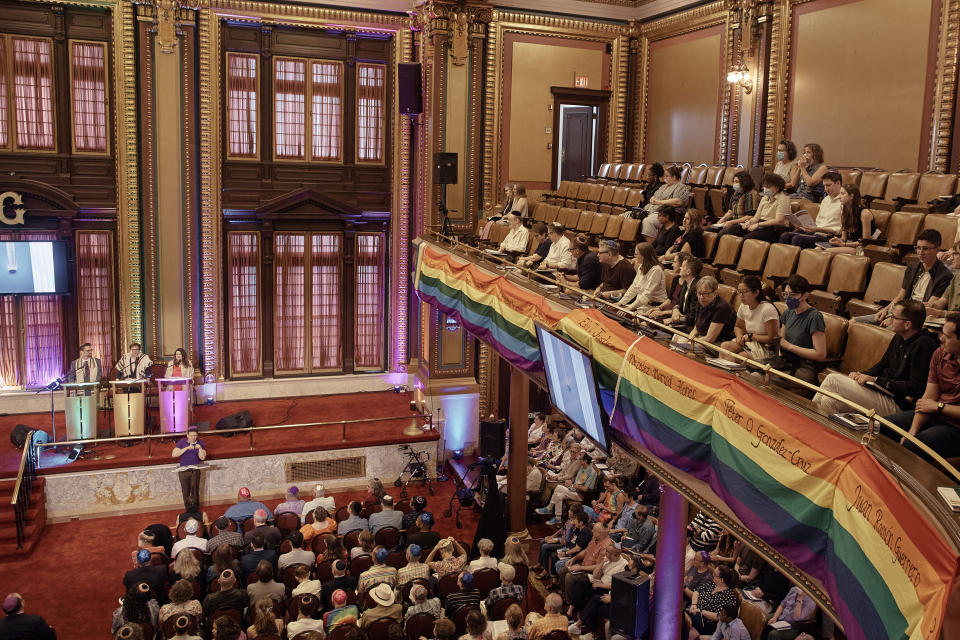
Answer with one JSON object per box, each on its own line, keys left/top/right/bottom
{"left": 609, "top": 571, "right": 651, "bottom": 638}
{"left": 398, "top": 63, "right": 423, "bottom": 115}
{"left": 215, "top": 410, "right": 253, "bottom": 437}
{"left": 434, "top": 152, "right": 458, "bottom": 185}
{"left": 10, "top": 424, "right": 33, "bottom": 449}
{"left": 479, "top": 418, "right": 506, "bottom": 459}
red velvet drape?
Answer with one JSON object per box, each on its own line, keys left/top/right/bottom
{"left": 356, "top": 63, "right": 385, "bottom": 162}
{"left": 354, "top": 233, "right": 384, "bottom": 369}
{"left": 76, "top": 230, "right": 114, "bottom": 368}
{"left": 311, "top": 61, "right": 342, "bottom": 161}
{"left": 274, "top": 233, "right": 306, "bottom": 371}
{"left": 228, "top": 232, "right": 261, "bottom": 374}
{"left": 274, "top": 58, "right": 305, "bottom": 160}
{"left": 311, "top": 233, "right": 341, "bottom": 369}
{"left": 13, "top": 37, "right": 54, "bottom": 150}
{"left": 227, "top": 53, "right": 258, "bottom": 158}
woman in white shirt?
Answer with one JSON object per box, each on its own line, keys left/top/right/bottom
{"left": 619, "top": 242, "right": 667, "bottom": 312}
{"left": 721, "top": 275, "right": 780, "bottom": 359}
{"left": 774, "top": 139, "right": 800, "bottom": 191}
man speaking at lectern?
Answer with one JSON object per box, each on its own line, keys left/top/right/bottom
{"left": 173, "top": 426, "right": 207, "bottom": 511}
{"left": 67, "top": 342, "right": 102, "bottom": 395}
{"left": 114, "top": 342, "right": 153, "bottom": 383}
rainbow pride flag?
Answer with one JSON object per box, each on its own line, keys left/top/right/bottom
{"left": 414, "top": 241, "right": 960, "bottom": 640}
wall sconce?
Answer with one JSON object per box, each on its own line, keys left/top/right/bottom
{"left": 727, "top": 61, "right": 752, "bottom": 94}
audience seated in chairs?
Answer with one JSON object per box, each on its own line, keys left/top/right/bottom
{"left": 406, "top": 583, "right": 442, "bottom": 621}
{"left": 779, "top": 171, "right": 844, "bottom": 248}
{"left": 360, "top": 583, "right": 403, "bottom": 630}
{"left": 352, "top": 530, "right": 376, "bottom": 560}
{"left": 279, "top": 530, "right": 316, "bottom": 570}
{"left": 202, "top": 570, "right": 248, "bottom": 634}
{"left": 427, "top": 537, "right": 468, "bottom": 580}
{"left": 594, "top": 241, "right": 636, "bottom": 303}
{"left": 688, "top": 276, "right": 737, "bottom": 346}
{"left": 408, "top": 512, "right": 441, "bottom": 551}
{"left": 170, "top": 546, "right": 202, "bottom": 584}
{"left": 444, "top": 572, "right": 481, "bottom": 619}
{"left": 212, "top": 616, "right": 244, "bottom": 640}
{"left": 131, "top": 529, "right": 165, "bottom": 567}
{"left": 125, "top": 548, "right": 169, "bottom": 605}
{"left": 648, "top": 254, "right": 702, "bottom": 332}
{"left": 207, "top": 517, "right": 244, "bottom": 553}
{"left": 721, "top": 275, "right": 780, "bottom": 359}
{"left": 636, "top": 165, "right": 691, "bottom": 243}
{"left": 685, "top": 565, "right": 740, "bottom": 639}
{"left": 619, "top": 242, "right": 667, "bottom": 313}
{"left": 171, "top": 519, "right": 207, "bottom": 559}
{"left": 533, "top": 509, "right": 591, "bottom": 586}
{"left": 716, "top": 171, "right": 760, "bottom": 231}
{"left": 274, "top": 485, "right": 306, "bottom": 518}
{"left": 301, "top": 483, "right": 337, "bottom": 523}
{"left": 224, "top": 486, "right": 273, "bottom": 526}
{"left": 556, "top": 523, "right": 613, "bottom": 615}
{"left": 285, "top": 593, "right": 326, "bottom": 638}
{"left": 243, "top": 509, "right": 282, "bottom": 550}
{"left": 616, "top": 504, "right": 656, "bottom": 553}
{"left": 239, "top": 531, "right": 277, "bottom": 580}
{"left": 777, "top": 274, "right": 827, "bottom": 385}
{"left": 526, "top": 593, "right": 568, "bottom": 640}
{"left": 398, "top": 543, "right": 431, "bottom": 588}
{"left": 469, "top": 539, "right": 498, "bottom": 572}
{"left": 338, "top": 501, "right": 371, "bottom": 535}
{"left": 720, "top": 173, "right": 789, "bottom": 241}
{"left": 167, "top": 613, "right": 202, "bottom": 640}
{"left": 485, "top": 563, "right": 524, "bottom": 611}
{"left": 358, "top": 547, "right": 399, "bottom": 601}
{"left": 370, "top": 494, "right": 404, "bottom": 534}
{"left": 461, "top": 609, "right": 492, "bottom": 640}
{"left": 536, "top": 454, "right": 597, "bottom": 525}
{"left": 324, "top": 589, "right": 360, "bottom": 633}
{"left": 568, "top": 545, "right": 631, "bottom": 636}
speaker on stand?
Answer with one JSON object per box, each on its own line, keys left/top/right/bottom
{"left": 609, "top": 571, "right": 650, "bottom": 639}
{"left": 434, "top": 152, "right": 458, "bottom": 239}
{"left": 479, "top": 418, "right": 506, "bottom": 460}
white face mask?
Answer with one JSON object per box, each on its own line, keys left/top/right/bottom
{"left": 732, "top": 183, "right": 742, "bottom": 193}
{"left": 762, "top": 188, "right": 774, "bottom": 198}
{"left": 776, "top": 151, "right": 786, "bottom": 162}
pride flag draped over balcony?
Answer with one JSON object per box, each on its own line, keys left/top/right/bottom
{"left": 414, "top": 240, "right": 960, "bottom": 640}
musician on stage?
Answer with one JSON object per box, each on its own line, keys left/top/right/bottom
{"left": 114, "top": 342, "right": 153, "bottom": 390}
{"left": 67, "top": 342, "right": 102, "bottom": 395}
{"left": 172, "top": 425, "right": 207, "bottom": 511}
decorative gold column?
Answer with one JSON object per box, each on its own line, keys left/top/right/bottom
{"left": 135, "top": 0, "right": 197, "bottom": 362}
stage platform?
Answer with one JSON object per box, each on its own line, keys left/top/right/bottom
{"left": 0, "top": 389, "right": 435, "bottom": 477}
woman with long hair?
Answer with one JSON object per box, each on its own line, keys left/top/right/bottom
{"left": 686, "top": 565, "right": 740, "bottom": 639}
{"left": 664, "top": 209, "right": 706, "bottom": 260}
{"left": 171, "top": 547, "right": 202, "bottom": 582}
{"left": 500, "top": 535, "right": 528, "bottom": 566}
{"left": 322, "top": 534, "right": 347, "bottom": 563}
{"left": 794, "top": 143, "right": 829, "bottom": 202}
{"left": 721, "top": 275, "right": 780, "bottom": 359}
{"left": 825, "top": 183, "right": 875, "bottom": 255}
{"left": 111, "top": 582, "right": 159, "bottom": 635}
{"left": 206, "top": 543, "right": 239, "bottom": 587}
{"left": 620, "top": 242, "right": 667, "bottom": 312}
{"left": 246, "top": 596, "right": 284, "bottom": 639}
{"left": 511, "top": 184, "right": 529, "bottom": 218}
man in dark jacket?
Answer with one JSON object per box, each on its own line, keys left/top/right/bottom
{"left": 815, "top": 300, "right": 939, "bottom": 415}
{"left": 123, "top": 549, "right": 169, "bottom": 605}
{"left": 202, "top": 570, "right": 249, "bottom": 634}
{"left": 0, "top": 593, "right": 56, "bottom": 640}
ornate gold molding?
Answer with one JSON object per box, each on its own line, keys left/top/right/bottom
{"left": 929, "top": 0, "right": 960, "bottom": 172}
{"left": 481, "top": 10, "right": 629, "bottom": 207}
{"left": 196, "top": 0, "right": 412, "bottom": 376}
{"left": 720, "top": 13, "right": 736, "bottom": 164}
{"left": 26, "top": 0, "right": 144, "bottom": 349}
{"left": 762, "top": 0, "right": 785, "bottom": 166}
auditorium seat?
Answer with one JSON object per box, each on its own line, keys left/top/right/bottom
{"left": 605, "top": 163, "right": 623, "bottom": 184}
{"left": 859, "top": 170, "right": 891, "bottom": 206}
{"left": 679, "top": 164, "right": 691, "bottom": 184}
{"left": 795, "top": 198, "right": 820, "bottom": 221}
{"left": 839, "top": 168, "right": 863, "bottom": 187}
{"left": 702, "top": 231, "right": 719, "bottom": 262}
{"left": 822, "top": 311, "right": 850, "bottom": 364}
{"left": 546, "top": 181, "right": 573, "bottom": 204}
{"left": 738, "top": 600, "right": 766, "bottom": 640}
{"left": 618, "top": 218, "right": 642, "bottom": 248}
{"left": 872, "top": 171, "right": 921, "bottom": 211}
{"left": 606, "top": 187, "right": 629, "bottom": 214}
{"left": 704, "top": 235, "right": 743, "bottom": 279}
{"left": 489, "top": 224, "right": 509, "bottom": 245}
{"left": 794, "top": 249, "right": 832, "bottom": 290}
{"left": 622, "top": 163, "right": 643, "bottom": 184}
{"left": 819, "top": 321, "right": 894, "bottom": 382}
{"left": 603, "top": 215, "right": 623, "bottom": 241}
{"left": 541, "top": 204, "right": 560, "bottom": 224}
{"left": 590, "top": 213, "right": 609, "bottom": 237}
{"left": 615, "top": 163, "right": 632, "bottom": 182}
{"left": 686, "top": 164, "right": 709, "bottom": 188}
{"left": 845, "top": 262, "right": 907, "bottom": 318}
{"left": 613, "top": 188, "right": 643, "bottom": 217}
{"left": 807, "top": 254, "right": 871, "bottom": 315}
{"left": 406, "top": 614, "right": 438, "bottom": 640}
{"left": 596, "top": 185, "right": 616, "bottom": 213}
{"left": 900, "top": 172, "right": 958, "bottom": 213}
{"left": 719, "top": 239, "right": 769, "bottom": 286}
{"left": 576, "top": 183, "right": 603, "bottom": 209}
{"left": 708, "top": 167, "right": 739, "bottom": 217}
{"left": 717, "top": 283, "right": 737, "bottom": 306}
{"left": 532, "top": 203, "right": 548, "bottom": 222}
{"left": 559, "top": 208, "right": 580, "bottom": 229}
{"left": 576, "top": 210, "right": 595, "bottom": 233}
{"left": 563, "top": 183, "right": 585, "bottom": 208}
{"left": 693, "top": 165, "right": 725, "bottom": 212}
{"left": 862, "top": 211, "right": 925, "bottom": 263}
{"left": 760, "top": 243, "right": 801, "bottom": 289}
{"left": 593, "top": 163, "right": 613, "bottom": 182}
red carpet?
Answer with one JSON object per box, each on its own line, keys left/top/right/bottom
{"left": 0, "top": 390, "right": 436, "bottom": 476}
{"left": 0, "top": 480, "right": 552, "bottom": 640}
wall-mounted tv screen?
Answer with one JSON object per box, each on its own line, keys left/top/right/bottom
{"left": 0, "top": 241, "right": 69, "bottom": 294}
{"left": 536, "top": 325, "right": 609, "bottom": 452}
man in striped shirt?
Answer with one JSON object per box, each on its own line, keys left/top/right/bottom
{"left": 686, "top": 511, "right": 722, "bottom": 572}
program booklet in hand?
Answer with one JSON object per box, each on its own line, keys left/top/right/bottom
{"left": 865, "top": 380, "right": 895, "bottom": 398}
{"left": 785, "top": 211, "right": 816, "bottom": 228}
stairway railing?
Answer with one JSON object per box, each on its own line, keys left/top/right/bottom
{"left": 10, "top": 430, "right": 38, "bottom": 549}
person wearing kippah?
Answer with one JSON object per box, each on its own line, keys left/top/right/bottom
{"left": 356, "top": 547, "right": 398, "bottom": 602}
{"left": 398, "top": 543, "right": 430, "bottom": 586}
{"left": 223, "top": 487, "right": 273, "bottom": 525}
{"left": 0, "top": 593, "right": 56, "bottom": 640}
{"left": 301, "top": 484, "right": 336, "bottom": 523}
{"left": 274, "top": 486, "right": 306, "bottom": 516}
{"left": 324, "top": 589, "right": 359, "bottom": 632}
{"left": 124, "top": 548, "right": 170, "bottom": 605}
{"left": 407, "top": 511, "right": 441, "bottom": 550}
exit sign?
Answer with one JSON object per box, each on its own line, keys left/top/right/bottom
{"left": 574, "top": 73, "right": 589, "bottom": 88}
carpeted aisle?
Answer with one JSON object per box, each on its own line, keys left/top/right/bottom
{"left": 0, "top": 479, "right": 549, "bottom": 639}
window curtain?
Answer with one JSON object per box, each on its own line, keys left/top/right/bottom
{"left": 354, "top": 233, "right": 384, "bottom": 369}
{"left": 20, "top": 231, "right": 63, "bottom": 388}
{"left": 76, "top": 230, "right": 113, "bottom": 368}
{"left": 0, "top": 232, "right": 19, "bottom": 387}
{"left": 311, "top": 61, "right": 342, "bottom": 161}
{"left": 274, "top": 233, "right": 306, "bottom": 371}
{"left": 356, "top": 63, "right": 385, "bottom": 162}
{"left": 229, "top": 232, "right": 260, "bottom": 374}
{"left": 274, "top": 58, "right": 305, "bottom": 160}
{"left": 227, "top": 53, "right": 258, "bottom": 158}
{"left": 0, "top": 38, "right": 8, "bottom": 148}
{"left": 13, "top": 37, "right": 54, "bottom": 150}
{"left": 311, "top": 234, "right": 341, "bottom": 370}
{"left": 70, "top": 41, "right": 107, "bottom": 152}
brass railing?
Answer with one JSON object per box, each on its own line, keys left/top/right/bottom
{"left": 32, "top": 413, "right": 435, "bottom": 460}
{"left": 10, "top": 430, "right": 38, "bottom": 549}
{"left": 422, "top": 229, "right": 960, "bottom": 485}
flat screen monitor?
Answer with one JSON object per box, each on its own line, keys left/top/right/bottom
{"left": 536, "top": 325, "right": 609, "bottom": 452}
{"left": 0, "top": 241, "right": 69, "bottom": 294}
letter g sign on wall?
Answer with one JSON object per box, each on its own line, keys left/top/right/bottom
{"left": 0, "top": 192, "right": 26, "bottom": 225}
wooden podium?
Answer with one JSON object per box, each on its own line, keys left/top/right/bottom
{"left": 110, "top": 379, "right": 147, "bottom": 436}
{"left": 63, "top": 382, "right": 99, "bottom": 440}
{"left": 157, "top": 377, "right": 192, "bottom": 434}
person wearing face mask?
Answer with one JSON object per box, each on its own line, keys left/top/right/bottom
{"left": 823, "top": 184, "right": 876, "bottom": 255}
{"left": 715, "top": 171, "right": 759, "bottom": 236}
{"left": 779, "top": 171, "right": 845, "bottom": 247}
{"left": 724, "top": 174, "right": 790, "bottom": 241}
{"left": 777, "top": 275, "right": 827, "bottom": 384}
{"left": 773, "top": 139, "right": 800, "bottom": 191}
{"left": 794, "top": 143, "right": 829, "bottom": 202}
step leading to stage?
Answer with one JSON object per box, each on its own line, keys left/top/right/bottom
{"left": 42, "top": 441, "right": 437, "bottom": 521}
